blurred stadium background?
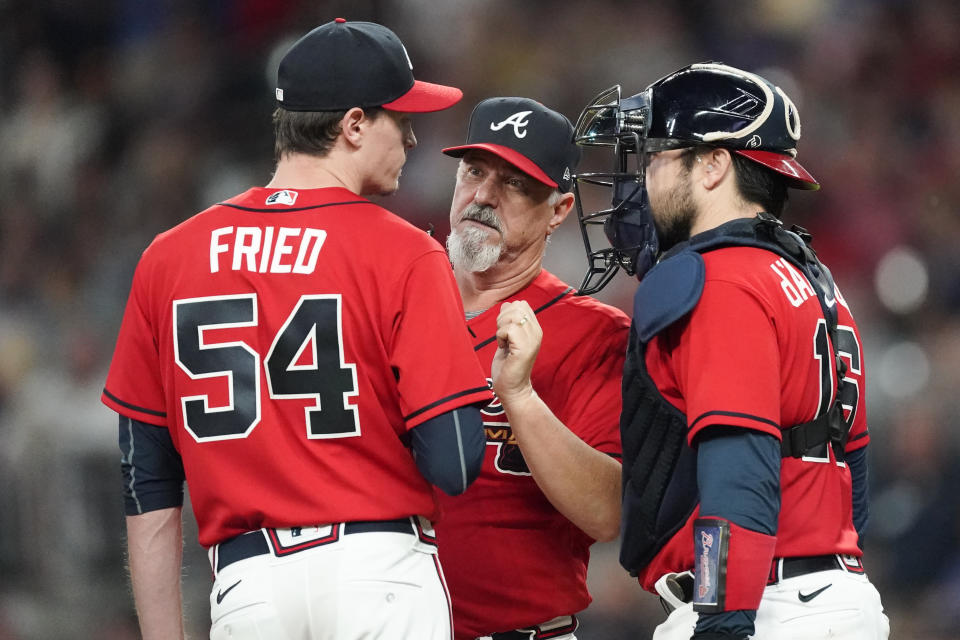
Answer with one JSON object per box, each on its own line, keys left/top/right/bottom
{"left": 1, "top": 0, "right": 958, "bottom": 637}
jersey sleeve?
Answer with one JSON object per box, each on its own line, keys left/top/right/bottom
{"left": 102, "top": 256, "right": 169, "bottom": 426}
{"left": 678, "top": 280, "right": 782, "bottom": 444}
{"left": 389, "top": 250, "right": 492, "bottom": 429}
{"left": 555, "top": 316, "right": 629, "bottom": 455}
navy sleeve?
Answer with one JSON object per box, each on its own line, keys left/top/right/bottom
{"left": 696, "top": 427, "right": 781, "bottom": 535}
{"left": 693, "top": 427, "right": 781, "bottom": 640}
{"left": 410, "top": 404, "right": 485, "bottom": 496}
{"left": 846, "top": 445, "right": 869, "bottom": 547}
{"left": 119, "top": 415, "right": 186, "bottom": 515}
{"left": 693, "top": 610, "right": 755, "bottom": 639}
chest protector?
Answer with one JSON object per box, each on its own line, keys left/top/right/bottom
{"left": 619, "top": 213, "right": 850, "bottom": 576}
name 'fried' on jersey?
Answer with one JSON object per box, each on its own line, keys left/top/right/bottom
{"left": 209, "top": 226, "right": 327, "bottom": 274}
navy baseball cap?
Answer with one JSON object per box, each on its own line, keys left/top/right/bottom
{"left": 443, "top": 97, "right": 581, "bottom": 192}
{"left": 276, "top": 18, "right": 462, "bottom": 112}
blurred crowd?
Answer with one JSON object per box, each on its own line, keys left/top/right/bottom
{"left": 1, "top": 0, "right": 958, "bottom": 637}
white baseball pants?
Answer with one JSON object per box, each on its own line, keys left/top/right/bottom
{"left": 208, "top": 526, "right": 451, "bottom": 640}
{"left": 653, "top": 569, "right": 889, "bottom": 640}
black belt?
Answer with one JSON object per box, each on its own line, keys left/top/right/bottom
{"left": 488, "top": 615, "right": 578, "bottom": 640}
{"left": 215, "top": 518, "right": 415, "bottom": 573}
{"left": 768, "top": 553, "right": 865, "bottom": 585}
{"left": 659, "top": 554, "right": 865, "bottom": 612}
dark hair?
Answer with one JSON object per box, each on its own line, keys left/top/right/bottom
{"left": 730, "top": 152, "right": 788, "bottom": 217}
{"left": 272, "top": 106, "right": 384, "bottom": 161}
{"left": 681, "top": 145, "right": 789, "bottom": 217}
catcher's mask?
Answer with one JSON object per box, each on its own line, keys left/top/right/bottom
{"left": 572, "top": 62, "right": 819, "bottom": 294}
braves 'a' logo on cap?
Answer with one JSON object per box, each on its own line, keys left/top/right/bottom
{"left": 490, "top": 110, "right": 533, "bottom": 139}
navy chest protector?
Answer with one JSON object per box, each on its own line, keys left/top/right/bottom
{"left": 619, "top": 213, "right": 850, "bottom": 576}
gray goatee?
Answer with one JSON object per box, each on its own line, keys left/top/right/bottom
{"left": 447, "top": 204, "right": 505, "bottom": 273}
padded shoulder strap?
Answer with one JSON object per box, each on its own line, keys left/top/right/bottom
{"left": 633, "top": 250, "right": 706, "bottom": 343}
{"left": 634, "top": 213, "right": 835, "bottom": 344}
{"left": 680, "top": 213, "right": 839, "bottom": 333}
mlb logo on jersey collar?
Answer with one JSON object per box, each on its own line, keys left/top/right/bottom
{"left": 266, "top": 190, "right": 299, "bottom": 206}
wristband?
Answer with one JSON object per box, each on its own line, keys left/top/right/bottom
{"left": 693, "top": 517, "right": 776, "bottom": 612}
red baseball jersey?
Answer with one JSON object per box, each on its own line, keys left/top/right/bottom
{"left": 435, "top": 270, "right": 629, "bottom": 639}
{"left": 102, "top": 187, "right": 492, "bottom": 547}
{"left": 638, "top": 246, "right": 869, "bottom": 591}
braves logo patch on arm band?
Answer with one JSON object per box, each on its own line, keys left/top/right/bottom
{"left": 693, "top": 517, "right": 777, "bottom": 613}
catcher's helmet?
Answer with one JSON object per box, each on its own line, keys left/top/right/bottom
{"left": 572, "top": 62, "right": 818, "bottom": 294}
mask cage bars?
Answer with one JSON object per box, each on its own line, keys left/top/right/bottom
{"left": 572, "top": 85, "right": 650, "bottom": 295}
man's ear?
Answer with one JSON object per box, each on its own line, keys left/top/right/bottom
{"left": 701, "top": 147, "right": 733, "bottom": 190}
{"left": 339, "top": 107, "right": 367, "bottom": 148}
{"left": 546, "top": 191, "right": 576, "bottom": 235}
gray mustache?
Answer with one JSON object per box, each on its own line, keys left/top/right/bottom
{"left": 460, "top": 204, "right": 502, "bottom": 232}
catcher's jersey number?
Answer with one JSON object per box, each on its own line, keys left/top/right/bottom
{"left": 807, "top": 319, "right": 861, "bottom": 465}
{"left": 173, "top": 294, "right": 359, "bottom": 442}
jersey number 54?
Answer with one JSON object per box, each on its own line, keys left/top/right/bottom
{"left": 173, "top": 293, "right": 360, "bottom": 442}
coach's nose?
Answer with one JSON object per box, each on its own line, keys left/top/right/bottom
{"left": 473, "top": 174, "right": 499, "bottom": 209}
{"left": 403, "top": 121, "right": 417, "bottom": 150}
